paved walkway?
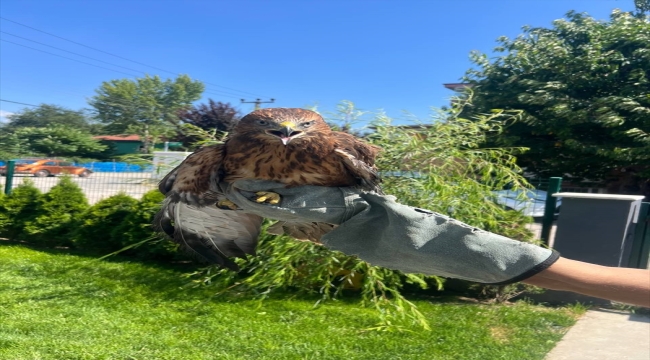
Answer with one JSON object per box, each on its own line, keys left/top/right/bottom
{"left": 546, "top": 309, "right": 650, "bottom": 360}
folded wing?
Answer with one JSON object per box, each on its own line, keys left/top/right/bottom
{"left": 154, "top": 144, "right": 263, "bottom": 271}
{"left": 332, "top": 132, "right": 382, "bottom": 193}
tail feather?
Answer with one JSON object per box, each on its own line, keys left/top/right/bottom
{"left": 154, "top": 198, "right": 263, "bottom": 271}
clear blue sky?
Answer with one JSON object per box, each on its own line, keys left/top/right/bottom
{"left": 0, "top": 0, "right": 635, "bottom": 126}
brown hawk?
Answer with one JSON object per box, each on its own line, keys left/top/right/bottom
{"left": 155, "top": 108, "right": 381, "bottom": 270}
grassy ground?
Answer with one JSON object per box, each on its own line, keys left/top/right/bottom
{"left": 0, "top": 243, "right": 582, "bottom": 360}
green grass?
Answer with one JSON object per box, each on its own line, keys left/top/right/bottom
{"left": 0, "top": 244, "right": 581, "bottom": 360}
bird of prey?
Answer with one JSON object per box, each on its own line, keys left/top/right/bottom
{"left": 155, "top": 108, "right": 381, "bottom": 271}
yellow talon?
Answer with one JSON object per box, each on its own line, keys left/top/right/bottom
{"left": 216, "top": 199, "right": 239, "bottom": 210}
{"left": 255, "top": 191, "right": 281, "bottom": 204}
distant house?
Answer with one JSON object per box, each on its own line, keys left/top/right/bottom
{"left": 94, "top": 135, "right": 144, "bottom": 156}
{"left": 443, "top": 83, "right": 473, "bottom": 92}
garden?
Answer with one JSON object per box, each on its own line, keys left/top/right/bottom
{"left": 2, "top": 8, "right": 647, "bottom": 357}
{"left": 0, "top": 102, "right": 585, "bottom": 359}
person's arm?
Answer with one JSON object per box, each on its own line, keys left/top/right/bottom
{"left": 222, "top": 180, "right": 650, "bottom": 307}
{"left": 524, "top": 257, "right": 650, "bottom": 308}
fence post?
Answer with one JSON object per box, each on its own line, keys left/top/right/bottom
{"left": 628, "top": 202, "right": 650, "bottom": 269}
{"left": 541, "top": 177, "right": 562, "bottom": 246}
{"left": 4, "top": 160, "right": 15, "bottom": 195}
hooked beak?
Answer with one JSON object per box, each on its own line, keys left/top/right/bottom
{"left": 266, "top": 122, "right": 303, "bottom": 145}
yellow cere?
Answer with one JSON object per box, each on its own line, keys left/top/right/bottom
{"left": 279, "top": 121, "right": 295, "bottom": 128}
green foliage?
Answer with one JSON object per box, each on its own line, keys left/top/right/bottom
{"left": 2, "top": 104, "right": 96, "bottom": 132}
{"left": 110, "top": 190, "right": 181, "bottom": 261}
{"left": 635, "top": 0, "right": 650, "bottom": 17}
{"left": 320, "top": 100, "right": 370, "bottom": 136}
{"left": 0, "top": 104, "right": 106, "bottom": 160}
{"left": 175, "top": 99, "right": 241, "bottom": 149}
{"left": 0, "top": 180, "right": 42, "bottom": 239}
{"left": 371, "top": 100, "right": 538, "bottom": 304}
{"left": 23, "top": 176, "right": 89, "bottom": 246}
{"left": 176, "top": 123, "right": 229, "bottom": 149}
{"left": 89, "top": 74, "right": 205, "bottom": 143}
{"left": 370, "top": 102, "right": 534, "bottom": 241}
{"left": 464, "top": 10, "right": 650, "bottom": 187}
{"left": 0, "top": 126, "right": 108, "bottom": 159}
{"left": 71, "top": 193, "right": 139, "bottom": 253}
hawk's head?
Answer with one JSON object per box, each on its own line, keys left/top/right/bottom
{"left": 234, "top": 108, "right": 331, "bottom": 145}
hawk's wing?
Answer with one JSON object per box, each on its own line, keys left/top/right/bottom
{"left": 154, "top": 144, "right": 263, "bottom": 271}
{"left": 332, "top": 132, "right": 382, "bottom": 193}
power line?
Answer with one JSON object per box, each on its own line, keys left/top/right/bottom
{"left": 1, "top": 32, "right": 254, "bottom": 99}
{"left": 1, "top": 36, "right": 259, "bottom": 100}
{"left": 1, "top": 31, "right": 148, "bottom": 75}
{"left": 0, "top": 16, "right": 271, "bottom": 98}
{"left": 1, "top": 39, "right": 141, "bottom": 77}
{"left": 0, "top": 99, "right": 39, "bottom": 107}
{"left": 0, "top": 39, "right": 244, "bottom": 99}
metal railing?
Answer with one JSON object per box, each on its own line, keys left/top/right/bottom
{"left": 2, "top": 161, "right": 158, "bottom": 204}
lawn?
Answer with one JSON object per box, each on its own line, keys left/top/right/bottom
{"left": 0, "top": 244, "right": 582, "bottom": 360}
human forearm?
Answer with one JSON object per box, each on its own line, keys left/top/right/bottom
{"left": 222, "top": 180, "right": 650, "bottom": 305}
{"left": 523, "top": 257, "right": 650, "bottom": 308}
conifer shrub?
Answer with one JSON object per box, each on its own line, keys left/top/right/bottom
{"left": 23, "top": 176, "right": 89, "bottom": 246}
{"left": 110, "top": 190, "right": 183, "bottom": 261}
{"left": 0, "top": 180, "right": 42, "bottom": 240}
{"left": 72, "top": 193, "right": 139, "bottom": 254}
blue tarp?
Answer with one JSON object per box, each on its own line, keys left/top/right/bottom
{"left": 0, "top": 161, "right": 153, "bottom": 172}
{"left": 76, "top": 162, "right": 153, "bottom": 172}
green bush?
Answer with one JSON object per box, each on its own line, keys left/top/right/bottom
{"left": 110, "top": 190, "right": 183, "bottom": 261}
{"left": 0, "top": 180, "right": 42, "bottom": 240}
{"left": 23, "top": 176, "right": 89, "bottom": 246}
{"left": 72, "top": 193, "right": 139, "bottom": 253}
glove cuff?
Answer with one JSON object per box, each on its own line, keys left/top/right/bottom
{"left": 486, "top": 249, "right": 561, "bottom": 285}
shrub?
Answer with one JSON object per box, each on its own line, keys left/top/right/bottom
{"left": 23, "top": 176, "right": 89, "bottom": 246}
{"left": 0, "top": 180, "right": 42, "bottom": 240}
{"left": 72, "top": 193, "right": 139, "bottom": 253}
{"left": 110, "top": 190, "right": 183, "bottom": 261}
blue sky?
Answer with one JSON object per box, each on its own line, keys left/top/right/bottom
{"left": 0, "top": 0, "right": 635, "bottom": 126}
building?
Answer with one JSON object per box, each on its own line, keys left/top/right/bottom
{"left": 94, "top": 135, "right": 144, "bottom": 156}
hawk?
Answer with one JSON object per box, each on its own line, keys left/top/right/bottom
{"left": 155, "top": 108, "right": 381, "bottom": 270}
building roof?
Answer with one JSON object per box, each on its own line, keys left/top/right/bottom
{"left": 443, "top": 83, "right": 473, "bottom": 91}
{"left": 94, "top": 135, "right": 142, "bottom": 141}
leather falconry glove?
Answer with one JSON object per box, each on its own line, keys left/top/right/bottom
{"left": 221, "top": 179, "right": 560, "bottom": 285}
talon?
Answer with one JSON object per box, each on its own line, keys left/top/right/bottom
{"left": 217, "top": 199, "right": 239, "bottom": 210}
{"left": 255, "top": 191, "right": 281, "bottom": 204}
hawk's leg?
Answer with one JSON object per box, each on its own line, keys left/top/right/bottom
{"left": 255, "top": 191, "right": 281, "bottom": 204}
{"left": 216, "top": 199, "right": 239, "bottom": 210}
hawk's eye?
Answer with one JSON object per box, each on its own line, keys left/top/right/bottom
{"left": 301, "top": 121, "right": 313, "bottom": 128}
{"left": 256, "top": 120, "right": 268, "bottom": 126}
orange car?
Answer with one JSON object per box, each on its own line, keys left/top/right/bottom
{"left": 0, "top": 159, "right": 92, "bottom": 177}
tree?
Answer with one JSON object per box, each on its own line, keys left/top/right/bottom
{"left": 635, "top": 0, "right": 650, "bottom": 17}
{"left": 464, "top": 10, "right": 650, "bottom": 195}
{"left": 88, "top": 74, "right": 205, "bottom": 141}
{"left": 23, "top": 176, "right": 89, "bottom": 246}
{"left": 3, "top": 104, "right": 97, "bottom": 133}
{"left": 0, "top": 126, "right": 108, "bottom": 159}
{"left": 177, "top": 99, "right": 241, "bottom": 132}
{"left": 175, "top": 99, "right": 241, "bottom": 148}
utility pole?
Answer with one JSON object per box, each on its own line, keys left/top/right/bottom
{"left": 241, "top": 98, "right": 275, "bottom": 110}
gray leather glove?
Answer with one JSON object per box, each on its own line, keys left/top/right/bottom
{"left": 222, "top": 179, "right": 560, "bottom": 285}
